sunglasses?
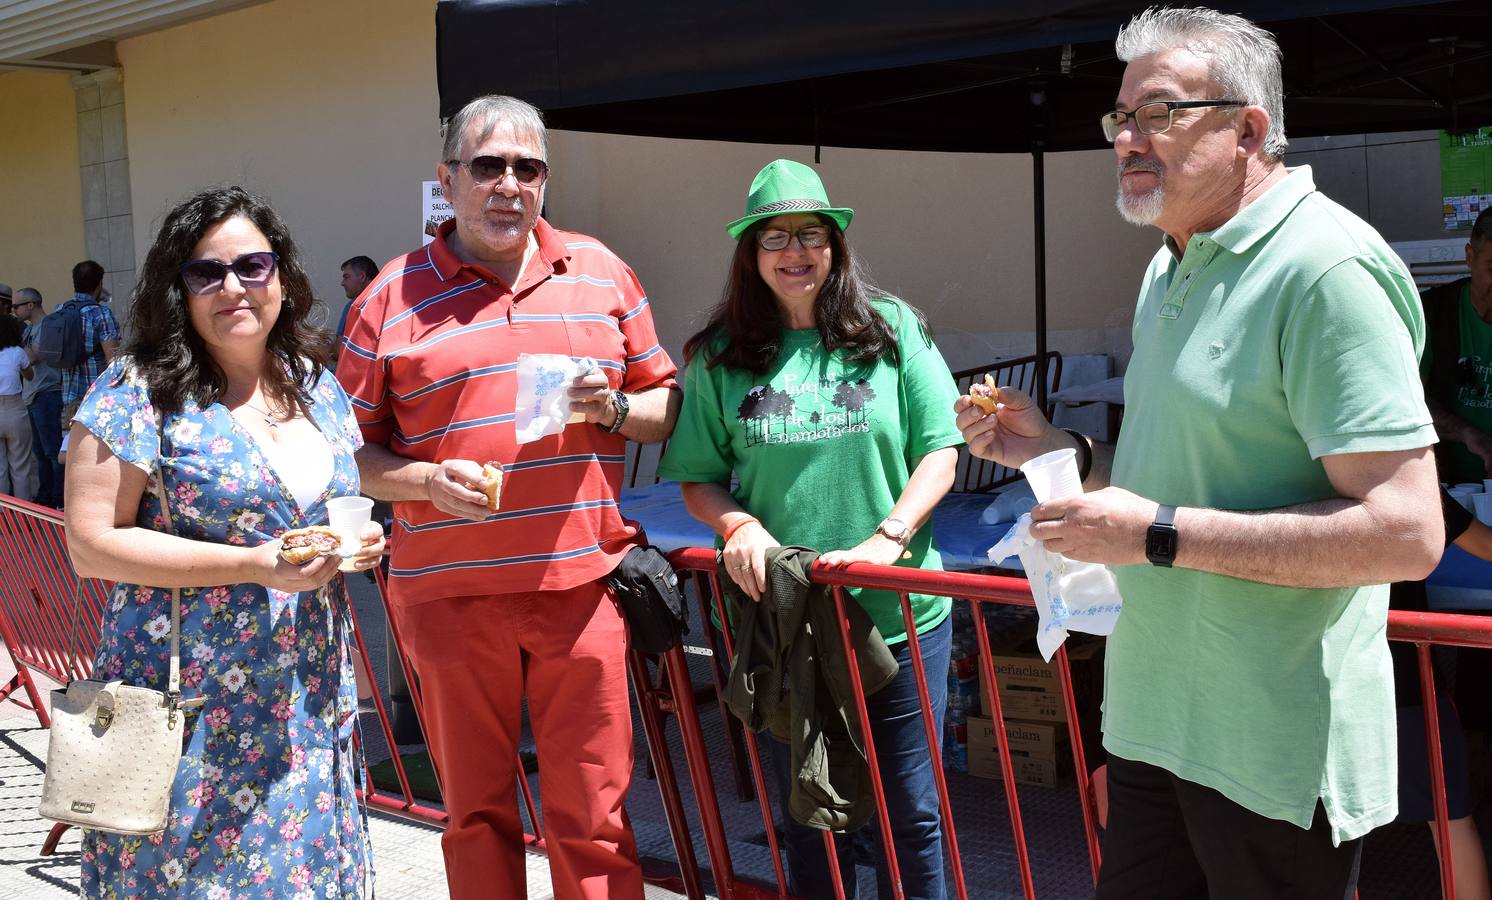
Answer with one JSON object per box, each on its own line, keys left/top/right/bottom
{"left": 1101, "top": 99, "right": 1244, "bottom": 142}
{"left": 446, "top": 155, "right": 550, "bottom": 187}
{"left": 756, "top": 226, "right": 831, "bottom": 252}
{"left": 178, "top": 251, "right": 280, "bottom": 296}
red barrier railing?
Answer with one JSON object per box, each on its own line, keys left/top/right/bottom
{"left": 1387, "top": 609, "right": 1492, "bottom": 900}
{"left": 3, "top": 490, "right": 1488, "bottom": 899}
{"left": 662, "top": 546, "right": 1102, "bottom": 900}
{"left": 0, "top": 494, "right": 705, "bottom": 896}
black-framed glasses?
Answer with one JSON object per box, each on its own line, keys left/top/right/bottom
{"left": 1101, "top": 99, "right": 1245, "bottom": 142}
{"left": 756, "top": 225, "right": 831, "bottom": 252}
{"left": 445, "top": 155, "right": 550, "bottom": 187}
{"left": 178, "top": 251, "right": 280, "bottom": 296}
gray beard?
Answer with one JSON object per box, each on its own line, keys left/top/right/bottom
{"left": 1116, "top": 184, "right": 1164, "bottom": 226}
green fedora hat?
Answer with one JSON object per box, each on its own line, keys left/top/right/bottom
{"left": 725, "top": 159, "right": 854, "bottom": 239}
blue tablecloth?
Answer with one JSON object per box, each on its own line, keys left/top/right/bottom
{"left": 1427, "top": 544, "right": 1492, "bottom": 611}
{"left": 620, "top": 482, "right": 1021, "bottom": 571}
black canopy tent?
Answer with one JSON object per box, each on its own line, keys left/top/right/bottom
{"left": 436, "top": 0, "right": 1492, "bottom": 406}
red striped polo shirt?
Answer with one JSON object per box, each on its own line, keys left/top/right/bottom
{"left": 337, "top": 218, "right": 677, "bottom": 606}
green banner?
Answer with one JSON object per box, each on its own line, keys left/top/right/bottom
{"left": 1442, "top": 127, "right": 1492, "bottom": 231}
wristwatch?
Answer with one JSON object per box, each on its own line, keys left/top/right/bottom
{"left": 603, "top": 390, "right": 630, "bottom": 433}
{"left": 875, "top": 516, "right": 912, "bottom": 548}
{"left": 1146, "top": 504, "right": 1179, "bottom": 567}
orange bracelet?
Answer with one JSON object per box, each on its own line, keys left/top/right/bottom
{"left": 722, "top": 516, "right": 759, "bottom": 544}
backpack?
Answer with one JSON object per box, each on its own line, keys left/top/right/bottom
{"left": 35, "top": 298, "right": 93, "bottom": 370}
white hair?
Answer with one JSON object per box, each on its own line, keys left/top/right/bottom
{"left": 1116, "top": 7, "right": 1287, "bottom": 159}
{"left": 440, "top": 94, "right": 549, "bottom": 163}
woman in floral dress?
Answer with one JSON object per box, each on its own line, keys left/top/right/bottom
{"left": 63, "top": 186, "right": 383, "bottom": 898}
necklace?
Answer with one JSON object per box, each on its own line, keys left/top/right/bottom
{"left": 225, "top": 390, "right": 287, "bottom": 430}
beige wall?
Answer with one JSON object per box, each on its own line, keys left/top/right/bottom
{"left": 119, "top": 0, "right": 441, "bottom": 330}
{"left": 0, "top": 70, "right": 85, "bottom": 312}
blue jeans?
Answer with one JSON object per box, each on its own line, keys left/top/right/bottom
{"left": 769, "top": 616, "right": 952, "bottom": 900}
{"left": 26, "top": 389, "right": 63, "bottom": 507}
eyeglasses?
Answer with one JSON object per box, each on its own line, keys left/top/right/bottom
{"left": 11, "top": 300, "right": 37, "bottom": 311}
{"left": 445, "top": 155, "right": 550, "bottom": 187}
{"left": 178, "top": 251, "right": 280, "bottom": 296}
{"left": 756, "top": 226, "right": 831, "bottom": 252}
{"left": 1101, "top": 99, "right": 1245, "bottom": 142}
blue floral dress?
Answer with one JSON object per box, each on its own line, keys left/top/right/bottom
{"left": 73, "top": 359, "right": 372, "bottom": 899}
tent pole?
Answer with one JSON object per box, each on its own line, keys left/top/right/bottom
{"left": 1032, "top": 141, "right": 1048, "bottom": 412}
{"left": 1030, "top": 80, "right": 1049, "bottom": 413}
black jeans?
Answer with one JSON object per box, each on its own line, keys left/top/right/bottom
{"left": 1094, "top": 755, "right": 1362, "bottom": 900}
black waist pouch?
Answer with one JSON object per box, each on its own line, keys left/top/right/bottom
{"left": 606, "top": 545, "right": 689, "bottom": 654}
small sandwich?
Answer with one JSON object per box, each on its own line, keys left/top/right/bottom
{"left": 966, "top": 374, "right": 1000, "bottom": 414}
{"left": 279, "top": 526, "right": 344, "bottom": 565}
{"left": 465, "top": 461, "right": 504, "bottom": 512}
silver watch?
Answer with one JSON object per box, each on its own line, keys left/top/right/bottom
{"left": 875, "top": 516, "right": 912, "bottom": 547}
{"left": 603, "top": 389, "right": 630, "bottom": 433}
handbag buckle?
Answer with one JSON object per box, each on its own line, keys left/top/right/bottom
{"left": 94, "top": 708, "right": 113, "bottom": 730}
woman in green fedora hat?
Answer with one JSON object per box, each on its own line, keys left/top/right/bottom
{"left": 658, "top": 159, "right": 963, "bottom": 899}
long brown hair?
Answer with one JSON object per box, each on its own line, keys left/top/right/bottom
{"left": 122, "top": 186, "right": 329, "bottom": 415}
{"left": 683, "top": 216, "right": 914, "bottom": 374}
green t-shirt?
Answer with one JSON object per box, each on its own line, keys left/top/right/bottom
{"left": 657, "top": 298, "right": 963, "bottom": 644}
{"left": 1107, "top": 167, "right": 1436, "bottom": 845}
{"left": 1421, "top": 281, "right": 1492, "bottom": 482}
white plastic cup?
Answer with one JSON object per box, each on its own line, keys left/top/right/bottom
{"left": 1475, "top": 492, "right": 1492, "bottom": 527}
{"left": 1019, "top": 447, "right": 1082, "bottom": 503}
{"left": 326, "top": 496, "right": 375, "bottom": 571}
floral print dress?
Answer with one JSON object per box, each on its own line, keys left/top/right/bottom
{"left": 73, "top": 359, "right": 372, "bottom": 899}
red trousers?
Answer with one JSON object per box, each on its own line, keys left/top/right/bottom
{"left": 392, "top": 579, "right": 643, "bottom": 900}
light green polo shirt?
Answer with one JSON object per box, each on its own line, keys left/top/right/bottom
{"left": 1106, "top": 167, "right": 1435, "bottom": 844}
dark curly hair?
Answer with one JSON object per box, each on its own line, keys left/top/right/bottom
{"left": 0, "top": 314, "right": 22, "bottom": 351}
{"left": 682, "top": 214, "right": 914, "bottom": 374}
{"left": 122, "top": 186, "right": 329, "bottom": 415}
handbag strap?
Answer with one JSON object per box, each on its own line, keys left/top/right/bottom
{"left": 151, "top": 412, "right": 184, "bottom": 700}
{"left": 59, "top": 428, "right": 182, "bottom": 699}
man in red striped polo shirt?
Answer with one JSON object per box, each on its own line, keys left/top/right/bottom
{"left": 338, "top": 94, "right": 679, "bottom": 900}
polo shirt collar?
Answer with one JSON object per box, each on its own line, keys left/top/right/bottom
{"left": 1208, "top": 165, "right": 1316, "bottom": 257}
{"left": 426, "top": 217, "right": 573, "bottom": 284}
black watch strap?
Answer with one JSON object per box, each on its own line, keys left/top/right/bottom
{"left": 1146, "top": 504, "right": 1179, "bottom": 567}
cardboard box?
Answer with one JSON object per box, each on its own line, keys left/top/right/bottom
{"left": 965, "top": 716, "right": 1071, "bottom": 787}
{"left": 968, "top": 751, "right": 1064, "bottom": 788}
{"left": 977, "top": 635, "right": 1104, "bottom": 723}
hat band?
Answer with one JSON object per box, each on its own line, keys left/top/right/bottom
{"left": 747, "top": 198, "right": 829, "bottom": 217}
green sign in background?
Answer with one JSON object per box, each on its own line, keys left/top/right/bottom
{"left": 1442, "top": 127, "right": 1492, "bottom": 230}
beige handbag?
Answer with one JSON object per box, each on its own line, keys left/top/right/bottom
{"left": 38, "top": 455, "right": 204, "bottom": 834}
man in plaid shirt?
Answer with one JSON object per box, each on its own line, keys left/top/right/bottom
{"left": 59, "top": 259, "right": 119, "bottom": 429}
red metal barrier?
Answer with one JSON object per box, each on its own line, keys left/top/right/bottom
{"left": 0, "top": 496, "right": 112, "bottom": 728}
{"left": 1387, "top": 609, "right": 1492, "bottom": 900}
{"left": 0, "top": 494, "right": 707, "bottom": 897}
{"left": 4, "top": 490, "right": 1490, "bottom": 900}
{"left": 664, "top": 545, "right": 1103, "bottom": 900}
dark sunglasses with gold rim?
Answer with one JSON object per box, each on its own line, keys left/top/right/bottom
{"left": 445, "top": 155, "right": 550, "bottom": 187}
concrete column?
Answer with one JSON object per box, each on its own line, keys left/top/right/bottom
{"left": 72, "top": 68, "right": 135, "bottom": 304}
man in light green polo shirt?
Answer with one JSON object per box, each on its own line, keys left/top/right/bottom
{"left": 955, "top": 8, "right": 1443, "bottom": 898}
